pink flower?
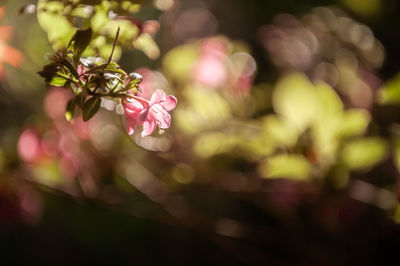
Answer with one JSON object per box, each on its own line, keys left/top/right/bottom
{"left": 17, "top": 129, "right": 42, "bottom": 163}
{"left": 194, "top": 55, "right": 227, "bottom": 88}
{"left": 123, "top": 89, "right": 177, "bottom": 137}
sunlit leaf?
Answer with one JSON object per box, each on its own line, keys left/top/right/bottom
{"left": 378, "top": 74, "right": 400, "bottom": 105}
{"left": 258, "top": 154, "right": 311, "bottom": 180}
{"left": 273, "top": 73, "right": 318, "bottom": 133}
{"left": 175, "top": 88, "right": 231, "bottom": 134}
{"left": 341, "top": 0, "right": 381, "bottom": 17}
{"left": 133, "top": 33, "right": 160, "bottom": 59}
{"left": 314, "top": 81, "right": 343, "bottom": 119}
{"left": 163, "top": 44, "right": 198, "bottom": 83}
{"left": 341, "top": 137, "right": 388, "bottom": 170}
{"left": 90, "top": 7, "right": 109, "bottom": 32}
{"left": 336, "top": 109, "right": 370, "bottom": 139}
{"left": 261, "top": 115, "right": 297, "bottom": 148}
{"left": 393, "top": 138, "right": 400, "bottom": 174}
{"left": 245, "top": 137, "right": 275, "bottom": 158}
{"left": 103, "top": 62, "right": 126, "bottom": 76}
{"left": 49, "top": 75, "right": 67, "bottom": 87}
{"left": 312, "top": 82, "right": 344, "bottom": 159}
{"left": 194, "top": 133, "right": 239, "bottom": 158}
{"left": 37, "top": 1, "right": 75, "bottom": 49}
{"left": 32, "top": 161, "right": 63, "bottom": 187}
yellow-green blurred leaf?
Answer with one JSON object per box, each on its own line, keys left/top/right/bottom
{"left": 133, "top": 33, "right": 160, "bottom": 59}
{"left": 336, "top": 109, "right": 370, "bottom": 139}
{"left": 341, "top": 0, "right": 381, "bottom": 17}
{"left": 37, "top": 7, "right": 75, "bottom": 49}
{"left": 261, "top": 115, "right": 297, "bottom": 148}
{"left": 176, "top": 88, "right": 231, "bottom": 134}
{"left": 314, "top": 81, "right": 343, "bottom": 120}
{"left": 377, "top": 74, "right": 400, "bottom": 105}
{"left": 245, "top": 137, "right": 275, "bottom": 158}
{"left": 273, "top": 73, "right": 318, "bottom": 132}
{"left": 394, "top": 139, "right": 400, "bottom": 174}
{"left": 90, "top": 7, "right": 109, "bottom": 32}
{"left": 312, "top": 82, "right": 344, "bottom": 159}
{"left": 194, "top": 132, "right": 239, "bottom": 158}
{"left": 394, "top": 204, "right": 400, "bottom": 224}
{"left": 163, "top": 44, "right": 198, "bottom": 83}
{"left": 32, "top": 161, "right": 63, "bottom": 187}
{"left": 341, "top": 137, "right": 388, "bottom": 170}
{"left": 258, "top": 154, "right": 311, "bottom": 180}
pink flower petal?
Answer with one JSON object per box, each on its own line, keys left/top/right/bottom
{"left": 141, "top": 115, "right": 157, "bottom": 137}
{"left": 123, "top": 99, "right": 145, "bottom": 113}
{"left": 138, "top": 107, "right": 150, "bottom": 122}
{"left": 125, "top": 116, "right": 139, "bottom": 135}
{"left": 122, "top": 89, "right": 177, "bottom": 137}
{"left": 151, "top": 104, "right": 171, "bottom": 129}
{"left": 150, "top": 89, "right": 166, "bottom": 105}
{"left": 161, "top": 95, "right": 177, "bottom": 111}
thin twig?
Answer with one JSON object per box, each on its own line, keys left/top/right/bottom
{"left": 108, "top": 27, "right": 120, "bottom": 64}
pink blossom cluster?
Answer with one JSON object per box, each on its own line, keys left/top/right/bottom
{"left": 192, "top": 37, "right": 255, "bottom": 97}
{"left": 123, "top": 89, "right": 177, "bottom": 137}
{"left": 18, "top": 88, "right": 92, "bottom": 178}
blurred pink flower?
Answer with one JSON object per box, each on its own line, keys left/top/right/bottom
{"left": 123, "top": 89, "right": 177, "bottom": 137}
{"left": 200, "top": 37, "right": 228, "bottom": 56}
{"left": 0, "top": 6, "right": 23, "bottom": 79}
{"left": 194, "top": 37, "right": 228, "bottom": 88}
{"left": 44, "top": 87, "right": 71, "bottom": 120}
{"left": 229, "top": 74, "right": 252, "bottom": 97}
{"left": 194, "top": 55, "right": 227, "bottom": 88}
{"left": 17, "top": 129, "right": 42, "bottom": 163}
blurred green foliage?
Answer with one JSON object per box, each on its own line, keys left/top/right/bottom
{"left": 2, "top": 0, "right": 400, "bottom": 265}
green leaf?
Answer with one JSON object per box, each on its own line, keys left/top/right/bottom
{"left": 163, "top": 44, "right": 197, "bottom": 83}
{"left": 393, "top": 138, "right": 400, "bottom": 174}
{"left": 336, "top": 109, "right": 370, "bottom": 139}
{"left": 84, "top": 62, "right": 126, "bottom": 76}
{"left": 36, "top": 1, "right": 75, "bottom": 50}
{"left": 258, "top": 154, "right": 311, "bottom": 180}
{"left": 79, "top": 0, "right": 103, "bottom": 5}
{"left": 82, "top": 96, "right": 101, "bottom": 122}
{"left": 273, "top": 73, "right": 318, "bottom": 133}
{"left": 70, "top": 27, "right": 93, "bottom": 67}
{"left": 120, "top": 81, "right": 140, "bottom": 93}
{"left": 341, "top": 137, "right": 388, "bottom": 170}
{"left": 193, "top": 132, "right": 239, "bottom": 158}
{"left": 103, "top": 62, "right": 127, "bottom": 76}
{"left": 65, "top": 98, "right": 75, "bottom": 122}
{"left": 261, "top": 115, "right": 298, "bottom": 148}
{"left": 378, "top": 73, "right": 400, "bottom": 105}
{"left": 49, "top": 76, "right": 67, "bottom": 87}
{"left": 133, "top": 33, "right": 160, "bottom": 59}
